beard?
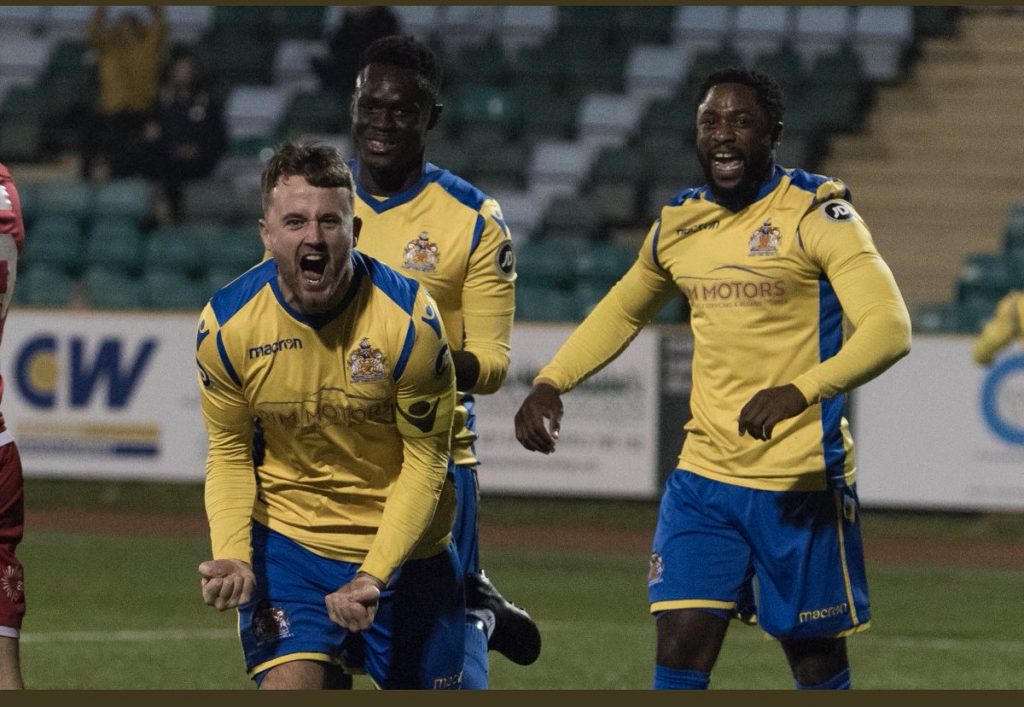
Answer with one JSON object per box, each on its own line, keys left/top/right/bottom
{"left": 699, "top": 150, "right": 775, "bottom": 211}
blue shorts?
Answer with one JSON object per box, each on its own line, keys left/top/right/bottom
{"left": 648, "top": 470, "right": 870, "bottom": 640}
{"left": 240, "top": 522, "right": 465, "bottom": 689}
{"left": 450, "top": 462, "right": 479, "bottom": 575}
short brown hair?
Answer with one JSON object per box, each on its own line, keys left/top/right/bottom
{"left": 260, "top": 141, "right": 353, "bottom": 213}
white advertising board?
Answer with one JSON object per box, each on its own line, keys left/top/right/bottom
{"left": 473, "top": 324, "right": 661, "bottom": 499}
{"left": 855, "top": 336, "right": 1024, "bottom": 511}
{"left": 2, "top": 309, "right": 208, "bottom": 481}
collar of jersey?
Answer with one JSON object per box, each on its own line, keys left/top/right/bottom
{"left": 350, "top": 160, "right": 443, "bottom": 214}
{"left": 700, "top": 162, "right": 783, "bottom": 212}
{"left": 268, "top": 253, "right": 366, "bottom": 329}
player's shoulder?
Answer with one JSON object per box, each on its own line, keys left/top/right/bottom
{"left": 207, "top": 259, "right": 277, "bottom": 326}
{"left": 425, "top": 162, "right": 492, "bottom": 214}
{"left": 357, "top": 249, "right": 422, "bottom": 316}
{"left": 781, "top": 166, "right": 851, "bottom": 205}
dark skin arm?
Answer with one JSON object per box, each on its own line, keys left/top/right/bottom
{"left": 514, "top": 382, "right": 563, "bottom": 454}
{"left": 737, "top": 383, "right": 809, "bottom": 441}
{"left": 451, "top": 349, "right": 480, "bottom": 392}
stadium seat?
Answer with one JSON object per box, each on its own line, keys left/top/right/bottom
{"left": 753, "top": 45, "right": 808, "bottom": 100}
{"left": 684, "top": 46, "right": 745, "bottom": 91}
{"left": 576, "top": 94, "right": 644, "bottom": 149}
{"left": 32, "top": 180, "right": 93, "bottom": 224}
{"left": 277, "top": 89, "right": 349, "bottom": 141}
{"left": 528, "top": 140, "right": 598, "bottom": 195}
{"left": 144, "top": 226, "right": 207, "bottom": 278}
{"left": 81, "top": 266, "right": 145, "bottom": 310}
{"left": 590, "top": 145, "right": 645, "bottom": 185}
{"left": 1002, "top": 204, "right": 1024, "bottom": 254}
{"left": 515, "top": 282, "right": 578, "bottom": 322}
{"left": 181, "top": 179, "right": 255, "bottom": 225}
{"left": 624, "top": 45, "right": 691, "bottom": 102}
{"left": 391, "top": 6, "right": 444, "bottom": 41}
{"left": 538, "top": 194, "right": 604, "bottom": 242}
{"left": 956, "top": 253, "right": 1023, "bottom": 315}
{"left": 671, "top": 6, "right": 734, "bottom": 54}
{"left": 0, "top": 34, "right": 52, "bottom": 85}
{"left": 913, "top": 301, "right": 967, "bottom": 334}
{"left": 793, "top": 6, "right": 853, "bottom": 70}
{"left": 575, "top": 241, "right": 637, "bottom": 289}
{"left": 142, "top": 269, "right": 211, "bottom": 311}
{"left": 204, "top": 224, "right": 263, "bottom": 275}
{"left": 851, "top": 5, "right": 914, "bottom": 82}
{"left": 273, "top": 39, "right": 325, "bottom": 89}
{"left": 587, "top": 182, "right": 640, "bottom": 227}
{"left": 515, "top": 239, "right": 581, "bottom": 290}
{"left": 82, "top": 218, "right": 145, "bottom": 274}
{"left": 196, "top": 27, "right": 276, "bottom": 87}
{"left": 733, "top": 6, "right": 793, "bottom": 65}
{"left": 164, "top": 5, "right": 214, "bottom": 44}
{"left": 226, "top": 86, "right": 290, "bottom": 141}
{"left": 498, "top": 6, "right": 558, "bottom": 57}
{"left": 93, "top": 179, "right": 152, "bottom": 223}
{"left": 618, "top": 6, "right": 674, "bottom": 46}
{"left": 469, "top": 142, "right": 529, "bottom": 193}
{"left": 14, "top": 263, "right": 77, "bottom": 309}
{"left": 21, "top": 215, "right": 84, "bottom": 273}
{"left": 266, "top": 6, "right": 326, "bottom": 40}
{"left": 454, "top": 85, "right": 519, "bottom": 148}
{"left": 0, "top": 6, "right": 43, "bottom": 34}
{"left": 913, "top": 6, "right": 960, "bottom": 39}
{"left": 425, "top": 139, "right": 472, "bottom": 178}
{"left": 0, "top": 121, "right": 43, "bottom": 164}
{"left": 515, "top": 87, "right": 578, "bottom": 143}
{"left": 440, "top": 6, "right": 500, "bottom": 53}
{"left": 450, "top": 43, "right": 509, "bottom": 90}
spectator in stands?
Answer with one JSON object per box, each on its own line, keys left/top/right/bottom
{"left": 0, "top": 162, "right": 27, "bottom": 689}
{"left": 515, "top": 67, "right": 911, "bottom": 690}
{"left": 135, "top": 50, "right": 227, "bottom": 225}
{"left": 82, "top": 6, "right": 168, "bottom": 179}
{"left": 312, "top": 6, "right": 399, "bottom": 91}
{"left": 972, "top": 290, "right": 1024, "bottom": 365}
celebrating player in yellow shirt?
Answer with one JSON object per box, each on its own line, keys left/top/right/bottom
{"left": 348, "top": 35, "right": 538, "bottom": 688}
{"left": 973, "top": 290, "right": 1024, "bottom": 365}
{"left": 516, "top": 68, "right": 911, "bottom": 690}
{"left": 196, "top": 142, "right": 462, "bottom": 689}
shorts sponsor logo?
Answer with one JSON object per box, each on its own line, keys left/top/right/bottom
{"left": 403, "top": 232, "right": 439, "bottom": 272}
{"left": 251, "top": 602, "right": 294, "bottom": 645}
{"left": 433, "top": 670, "right": 463, "bottom": 689}
{"left": 798, "top": 601, "right": 849, "bottom": 624}
{"left": 677, "top": 219, "right": 719, "bottom": 237}
{"left": 1, "top": 564, "right": 23, "bottom": 602}
{"left": 348, "top": 338, "right": 387, "bottom": 382}
{"left": 748, "top": 220, "right": 781, "bottom": 256}
{"left": 248, "top": 338, "right": 302, "bottom": 359}
{"left": 648, "top": 552, "right": 664, "bottom": 585}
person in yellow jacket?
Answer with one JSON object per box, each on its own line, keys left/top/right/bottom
{"left": 82, "top": 6, "right": 167, "bottom": 178}
{"left": 973, "top": 290, "right": 1024, "bottom": 365}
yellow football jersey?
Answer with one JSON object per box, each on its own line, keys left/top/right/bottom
{"left": 973, "top": 290, "right": 1024, "bottom": 365}
{"left": 352, "top": 161, "right": 516, "bottom": 467}
{"left": 537, "top": 166, "right": 910, "bottom": 492}
{"left": 197, "top": 252, "right": 457, "bottom": 584}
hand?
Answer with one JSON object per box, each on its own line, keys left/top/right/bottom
{"left": 737, "top": 384, "right": 809, "bottom": 442}
{"left": 198, "top": 559, "right": 255, "bottom": 610}
{"left": 514, "top": 381, "right": 563, "bottom": 454}
{"left": 325, "top": 572, "right": 385, "bottom": 632}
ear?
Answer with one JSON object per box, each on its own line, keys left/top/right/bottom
{"left": 352, "top": 216, "right": 362, "bottom": 247}
{"left": 427, "top": 103, "right": 443, "bottom": 131}
{"left": 258, "top": 218, "right": 272, "bottom": 252}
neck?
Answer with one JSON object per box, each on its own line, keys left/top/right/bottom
{"left": 710, "top": 158, "right": 776, "bottom": 212}
{"left": 358, "top": 159, "right": 424, "bottom": 197}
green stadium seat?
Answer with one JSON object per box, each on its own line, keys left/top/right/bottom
{"left": 277, "top": 90, "right": 349, "bottom": 141}
{"left": 574, "top": 241, "right": 637, "bottom": 289}
{"left": 21, "top": 215, "right": 83, "bottom": 273}
{"left": 455, "top": 85, "right": 519, "bottom": 146}
{"left": 93, "top": 178, "right": 152, "bottom": 223}
{"left": 515, "top": 239, "right": 580, "bottom": 290}
{"left": 450, "top": 44, "right": 509, "bottom": 89}
{"left": 181, "top": 180, "right": 251, "bottom": 224}
{"left": 590, "top": 145, "right": 645, "bottom": 184}
{"left": 82, "top": 218, "right": 145, "bottom": 274}
{"left": 685, "top": 47, "right": 744, "bottom": 90}
{"left": 142, "top": 269, "right": 211, "bottom": 311}
{"left": 539, "top": 195, "right": 604, "bottom": 241}
{"left": 515, "top": 283, "right": 578, "bottom": 322}
{"left": 204, "top": 225, "right": 263, "bottom": 274}
{"left": 587, "top": 182, "right": 640, "bottom": 227}
{"left": 514, "top": 86, "right": 577, "bottom": 142}
{"left": 82, "top": 266, "right": 146, "bottom": 310}
{"left": 753, "top": 46, "right": 808, "bottom": 100}
{"left": 617, "top": 6, "right": 674, "bottom": 45}
{"left": 14, "top": 263, "right": 77, "bottom": 308}
{"left": 266, "top": 5, "right": 325, "bottom": 39}
{"left": 33, "top": 180, "right": 93, "bottom": 224}
{"left": 0, "top": 121, "right": 44, "bottom": 164}
{"left": 469, "top": 142, "right": 529, "bottom": 192}
{"left": 196, "top": 27, "right": 276, "bottom": 86}
{"left": 144, "top": 226, "right": 206, "bottom": 277}
{"left": 425, "top": 139, "right": 471, "bottom": 177}
{"left": 913, "top": 301, "right": 963, "bottom": 334}
{"left": 957, "top": 252, "right": 1022, "bottom": 304}
{"left": 1002, "top": 204, "right": 1024, "bottom": 254}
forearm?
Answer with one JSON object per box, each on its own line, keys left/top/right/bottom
{"left": 204, "top": 445, "right": 257, "bottom": 563}
{"left": 536, "top": 265, "right": 673, "bottom": 392}
{"left": 359, "top": 435, "right": 450, "bottom": 584}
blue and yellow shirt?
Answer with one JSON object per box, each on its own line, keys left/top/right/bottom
{"left": 537, "top": 166, "right": 911, "bottom": 491}
{"left": 197, "top": 251, "right": 457, "bottom": 584}
{"left": 352, "top": 161, "right": 516, "bottom": 467}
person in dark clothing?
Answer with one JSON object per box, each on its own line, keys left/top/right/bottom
{"left": 312, "top": 6, "right": 400, "bottom": 91}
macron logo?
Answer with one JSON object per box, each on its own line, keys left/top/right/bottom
{"left": 248, "top": 338, "right": 303, "bottom": 359}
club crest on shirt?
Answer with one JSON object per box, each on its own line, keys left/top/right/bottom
{"left": 1, "top": 564, "right": 23, "bottom": 602}
{"left": 403, "top": 232, "right": 440, "bottom": 272}
{"left": 349, "top": 337, "right": 387, "bottom": 382}
{"left": 251, "top": 602, "right": 294, "bottom": 644}
{"left": 748, "top": 220, "right": 781, "bottom": 256}
{"left": 648, "top": 552, "right": 664, "bottom": 585}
